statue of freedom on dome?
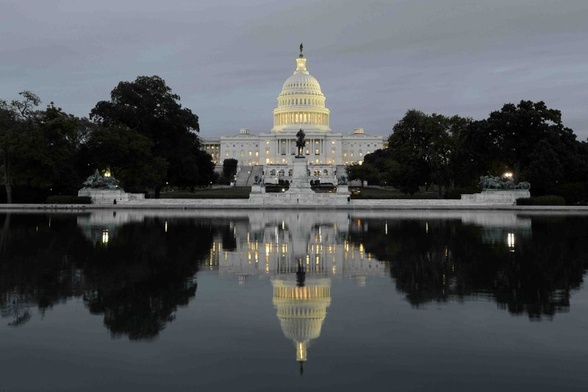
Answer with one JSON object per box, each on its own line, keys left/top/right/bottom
{"left": 296, "top": 129, "right": 306, "bottom": 157}
{"left": 299, "top": 43, "right": 303, "bottom": 58}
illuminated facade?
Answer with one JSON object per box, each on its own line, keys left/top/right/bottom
{"left": 202, "top": 46, "right": 384, "bottom": 172}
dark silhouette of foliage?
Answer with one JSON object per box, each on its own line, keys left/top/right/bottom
{"left": 90, "top": 75, "right": 213, "bottom": 195}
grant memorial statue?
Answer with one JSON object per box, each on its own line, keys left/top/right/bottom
{"left": 296, "top": 129, "right": 306, "bottom": 157}
{"left": 78, "top": 169, "right": 144, "bottom": 204}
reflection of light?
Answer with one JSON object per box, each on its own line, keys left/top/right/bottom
{"left": 297, "top": 342, "right": 307, "bottom": 362}
{"left": 102, "top": 229, "right": 109, "bottom": 244}
{"left": 425, "top": 222, "right": 429, "bottom": 234}
{"left": 385, "top": 221, "right": 388, "bottom": 235}
{"left": 356, "top": 276, "right": 366, "bottom": 287}
{"left": 164, "top": 220, "right": 168, "bottom": 233}
{"left": 507, "top": 232, "right": 515, "bottom": 251}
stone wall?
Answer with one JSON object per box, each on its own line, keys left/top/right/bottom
{"left": 78, "top": 188, "right": 145, "bottom": 204}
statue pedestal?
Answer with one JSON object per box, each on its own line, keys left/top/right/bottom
{"left": 461, "top": 190, "right": 530, "bottom": 205}
{"left": 291, "top": 157, "right": 311, "bottom": 189}
{"left": 78, "top": 188, "right": 145, "bottom": 204}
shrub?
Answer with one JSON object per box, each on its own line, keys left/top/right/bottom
{"left": 46, "top": 195, "right": 92, "bottom": 204}
{"left": 516, "top": 195, "right": 566, "bottom": 206}
{"left": 445, "top": 186, "right": 479, "bottom": 200}
{"left": 551, "top": 182, "right": 588, "bottom": 205}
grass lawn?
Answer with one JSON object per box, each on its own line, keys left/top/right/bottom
{"left": 159, "top": 186, "right": 440, "bottom": 200}
{"left": 350, "top": 187, "right": 440, "bottom": 199}
{"left": 161, "top": 187, "right": 251, "bottom": 199}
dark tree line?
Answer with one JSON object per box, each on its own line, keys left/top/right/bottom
{"left": 346, "top": 216, "right": 588, "bottom": 320}
{"left": 348, "top": 101, "right": 588, "bottom": 202}
{"left": 0, "top": 213, "right": 216, "bottom": 339}
{"left": 0, "top": 76, "right": 214, "bottom": 203}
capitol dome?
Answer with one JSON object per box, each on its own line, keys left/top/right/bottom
{"left": 272, "top": 45, "right": 331, "bottom": 132}
{"left": 280, "top": 66, "right": 323, "bottom": 96}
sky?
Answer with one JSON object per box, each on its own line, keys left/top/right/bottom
{"left": 2, "top": 0, "right": 587, "bottom": 141}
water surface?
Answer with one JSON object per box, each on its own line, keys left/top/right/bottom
{"left": 1, "top": 210, "right": 587, "bottom": 391}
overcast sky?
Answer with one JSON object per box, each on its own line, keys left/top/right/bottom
{"left": 2, "top": 0, "right": 587, "bottom": 141}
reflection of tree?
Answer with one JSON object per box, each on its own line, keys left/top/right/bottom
{"left": 0, "top": 214, "right": 215, "bottom": 339}
{"left": 0, "top": 213, "right": 89, "bottom": 326}
{"left": 219, "top": 225, "right": 237, "bottom": 251}
{"left": 488, "top": 217, "right": 587, "bottom": 318}
{"left": 81, "top": 218, "right": 213, "bottom": 340}
{"left": 347, "top": 217, "right": 588, "bottom": 320}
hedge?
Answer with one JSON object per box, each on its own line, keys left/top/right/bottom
{"left": 516, "top": 195, "right": 566, "bottom": 206}
{"left": 46, "top": 195, "right": 92, "bottom": 204}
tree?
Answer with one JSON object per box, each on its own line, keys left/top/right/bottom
{"left": 485, "top": 100, "right": 575, "bottom": 182}
{"left": 83, "top": 126, "right": 168, "bottom": 192}
{"left": 347, "top": 149, "right": 400, "bottom": 186}
{"left": 522, "top": 139, "right": 563, "bottom": 195}
{"left": 0, "top": 91, "right": 41, "bottom": 203}
{"left": 90, "top": 75, "right": 212, "bottom": 196}
{"left": 35, "top": 103, "right": 84, "bottom": 194}
{"left": 222, "top": 159, "right": 238, "bottom": 183}
{"left": 387, "top": 110, "right": 469, "bottom": 195}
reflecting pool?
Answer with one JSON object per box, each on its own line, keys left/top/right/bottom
{"left": 1, "top": 210, "right": 588, "bottom": 391}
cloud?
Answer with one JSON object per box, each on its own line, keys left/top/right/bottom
{"left": 1, "top": 0, "right": 587, "bottom": 139}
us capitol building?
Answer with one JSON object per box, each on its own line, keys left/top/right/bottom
{"left": 201, "top": 45, "right": 384, "bottom": 179}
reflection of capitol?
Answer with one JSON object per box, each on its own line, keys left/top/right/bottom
{"left": 207, "top": 211, "right": 387, "bottom": 284}
{"left": 205, "top": 211, "right": 383, "bottom": 367}
{"left": 272, "top": 278, "right": 331, "bottom": 369}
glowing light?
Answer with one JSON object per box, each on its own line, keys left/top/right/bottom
{"left": 507, "top": 232, "right": 515, "bottom": 251}
{"left": 101, "top": 229, "right": 109, "bottom": 244}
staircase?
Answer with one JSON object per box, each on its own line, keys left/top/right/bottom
{"left": 234, "top": 165, "right": 263, "bottom": 187}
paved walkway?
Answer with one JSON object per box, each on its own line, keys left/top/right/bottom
{"left": 1, "top": 200, "right": 588, "bottom": 212}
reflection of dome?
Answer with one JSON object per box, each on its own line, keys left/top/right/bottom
{"left": 272, "top": 278, "right": 331, "bottom": 364}
{"left": 272, "top": 45, "right": 331, "bottom": 132}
